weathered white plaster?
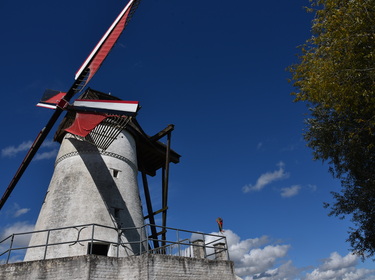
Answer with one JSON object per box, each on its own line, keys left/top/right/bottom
{"left": 24, "top": 129, "right": 145, "bottom": 261}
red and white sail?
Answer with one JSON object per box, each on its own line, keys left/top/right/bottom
{"left": 73, "top": 99, "right": 139, "bottom": 114}
{"left": 65, "top": 112, "right": 108, "bottom": 137}
{"left": 75, "top": 0, "right": 141, "bottom": 86}
{"left": 36, "top": 89, "right": 67, "bottom": 109}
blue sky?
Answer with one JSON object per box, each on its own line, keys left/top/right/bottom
{"left": 1, "top": 0, "right": 375, "bottom": 279}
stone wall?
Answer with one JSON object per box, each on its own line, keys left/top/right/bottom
{"left": 1, "top": 254, "right": 241, "bottom": 280}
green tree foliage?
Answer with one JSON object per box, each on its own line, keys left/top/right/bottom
{"left": 289, "top": 0, "right": 375, "bottom": 258}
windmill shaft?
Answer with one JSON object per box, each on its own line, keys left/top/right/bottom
{"left": 0, "top": 108, "right": 63, "bottom": 210}
{"left": 0, "top": 71, "right": 86, "bottom": 210}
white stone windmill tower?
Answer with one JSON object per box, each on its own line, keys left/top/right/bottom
{"left": 0, "top": 0, "right": 180, "bottom": 261}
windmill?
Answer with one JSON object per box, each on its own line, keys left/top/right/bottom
{"left": 0, "top": 0, "right": 180, "bottom": 260}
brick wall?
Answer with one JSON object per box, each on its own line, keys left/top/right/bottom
{"left": 0, "top": 254, "right": 241, "bottom": 279}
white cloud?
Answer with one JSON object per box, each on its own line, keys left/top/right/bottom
{"left": 243, "top": 162, "right": 290, "bottom": 193}
{"left": 237, "top": 244, "right": 290, "bottom": 276}
{"left": 0, "top": 222, "right": 34, "bottom": 238}
{"left": 320, "top": 252, "right": 357, "bottom": 271}
{"left": 1, "top": 139, "right": 58, "bottom": 160}
{"left": 201, "top": 230, "right": 375, "bottom": 280}
{"left": 206, "top": 230, "right": 291, "bottom": 278}
{"left": 304, "top": 252, "right": 375, "bottom": 280}
{"left": 0, "top": 222, "right": 35, "bottom": 240}
{"left": 307, "top": 184, "right": 317, "bottom": 192}
{"left": 0, "top": 221, "right": 35, "bottom": 262}
{"left": 280, "top": 185, "right": 301, "bottom": 198}
{"left": 1, "top": 141, "right": 32, "bottom": 158}
{"left": 13, "top": 208, "right": 30, "bottom": 217}
{"left": 41, "top": 139, "right": 58, "bottom": 148}
{"left": 251, "top": 260, "right": 301, "bottom": 280}
{"left": 35, "top": 149, "right": 58, "bottom": 161}
{"left": 5, "top": 203, "right": 30, "bottom": 218}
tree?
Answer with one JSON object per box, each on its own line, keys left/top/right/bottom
{"left": 289, "top": 0, "right": 375, "bottom": 259}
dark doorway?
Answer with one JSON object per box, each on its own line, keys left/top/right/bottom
{"left": 88, "top": 242, "right": 109, "bottom": 256}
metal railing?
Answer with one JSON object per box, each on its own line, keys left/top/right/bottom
{"left": 0, "top": 224, "right": 228, "bottom": 264}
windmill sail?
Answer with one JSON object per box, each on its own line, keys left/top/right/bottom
{"left": 72, "top": 99, "right": 139, "bottom": 115}
{"left": 37, "top": 89, "right": 67, "bottom": 109}
{"left": 0, "top": 0, "right": 142, "bottom": 210}
{"left": 76, "top": 0, "right": 141, "bottom": 87}
{"left": 65, "top": 112, "right": 108, "bottom": 137}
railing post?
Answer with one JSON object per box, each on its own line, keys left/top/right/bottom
{"left": 6, "top": 234, "right": 15, "bottom": 264}
{"left": 225, "top": 236, "right": 230, "bottom": 260}
{"left": 177, "top": 229, "right": 180, "bottom": 256}
{"left": 143, "top": 225, "right": 147, "bottom": 254}
{"left": 140, "top": 227, "right": 143, "bottom": 255}
{"left": 146, "top": 225, "right": 149, "bottom": 254}
{"left": 90, "top": 224, "right": 95, "bottom": 255}
{"left": 117, "top": 228, "right": 121, "bottom": 258}
{"left": 43, "top": 230, "right": 51, "bottom": 260}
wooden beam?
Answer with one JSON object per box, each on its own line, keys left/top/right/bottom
{"left": 141, "top": 171, "right": 159, "bottom": 249}
{"left": 143, "top": 207, "right": 168, "bottom": 219}
{"left": 162, "top": 131, "right": 172, "bottom": 243}
{"left": 148, "top": 229, "right": 167, "bottom": 238}
{"left": 150, "top": 124, "right": 174, "bottom": 142}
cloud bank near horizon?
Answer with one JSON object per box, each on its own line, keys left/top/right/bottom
{"left": 212, "top": 229, "right": 375, "bottom": 280}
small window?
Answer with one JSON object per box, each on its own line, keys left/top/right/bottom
{"left": 112, "top": 169, "right": 120, "bottom": 178}
{"left": 87, "top": 242, "right": 109, "bottom": 256}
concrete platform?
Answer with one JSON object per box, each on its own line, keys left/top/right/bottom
{"left": 1, "top": 254, "right": 241, "bottom": 280}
